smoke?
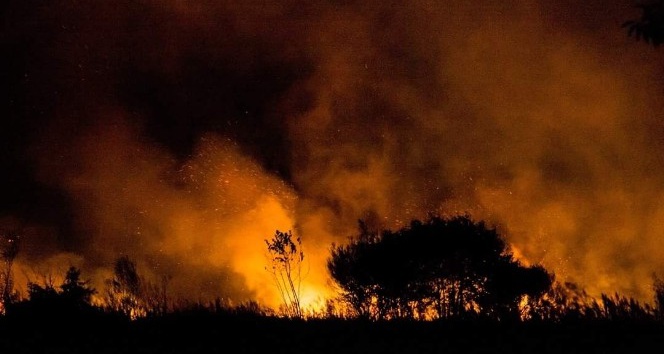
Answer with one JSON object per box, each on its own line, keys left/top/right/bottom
{"left": 286, "top": 0, "right": 664, "bottom": 301}
{"left": 30, "top": 113, "right": 300, "bottom": 305}
{"left": 4, "top": 0, "right": 664, "bottom": 306}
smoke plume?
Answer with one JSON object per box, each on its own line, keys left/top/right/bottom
{"left": 3, "top": 0, "right": 664, "bottom": 306}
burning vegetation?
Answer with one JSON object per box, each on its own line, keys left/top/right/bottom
{"left": 4, "top": 3, "right": 664, "bottom": 352}
{"left": 2, "top": 213, "right": 664, "bottom": 325}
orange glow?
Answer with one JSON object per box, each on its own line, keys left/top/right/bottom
{"left": 31, "top": 121, "right": 337, "bottom": 313}
{"left": 298, "top": 282, "right": 330, "bottom": 315}
{"left": 5, "top": 0, "right": 664, "bottom": 313}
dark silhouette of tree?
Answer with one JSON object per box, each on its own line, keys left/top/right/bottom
{"left": 623, "top": 1, "right": 664, "bottom": 47}
{"left": 106, "top": 256, "right": 145, "bottom": 319}
{"left": 104, "top": 255, "right": 170, "bottom": 318}
{"left": 9, "top": 266, "right": 97, "bottom": 318}
{"left": 0, "top": 230, "right": 20, "bottom": 313}
{"left": 141, "top": 274, "right": 171, "bottom": 316}
{"left": 265, "top": 230, "right": 304, "bottom": 317}
{"left": 26, "top": 278, "right": 59, "bottom": 304}
{"left": 653, "top": 274, "right": 664, "bottom": 320}
{"left": 27, "top": 267, "right": 95, "bottom": 307}
{"left": 478, "top": 262, "right": 553, "bottom": 321}
{"left": 60, "top": 266, "right": 96, "bottom": 309}
{"left": 327, "top": 220, "right": 382, "bottom": 320}
{"left": 328, "top": 215, "right": 553, "bottom": 321}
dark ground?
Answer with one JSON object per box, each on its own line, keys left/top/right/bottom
{"left": 1, "top": 313, "right": 663, "bottom": 354}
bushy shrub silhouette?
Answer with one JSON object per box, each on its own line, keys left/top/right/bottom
{"left": 7, "top": 266, "right": 97, "bottom": 319}
{"left": 328, "top": 215, "right": 553, "bottom": 321}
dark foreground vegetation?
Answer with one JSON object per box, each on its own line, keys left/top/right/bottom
{"left": 1, "top": 308, "right": 664, "bottom": 354}
{"left": 2, "top": 214, "right": 664, "bottom": 353}
{"left": 1, "top": 3, "right": 663, "bottom": 352}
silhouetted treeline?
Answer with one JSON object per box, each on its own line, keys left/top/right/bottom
{"left": 1, "top": 215, "right": 664, "bottom": 353}
{"left": 1, "top": 214, "right": 664, "bottom": 326}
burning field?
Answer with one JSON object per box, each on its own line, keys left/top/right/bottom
{"left": 2, "top": 0, "right": 664, "bottom": 313}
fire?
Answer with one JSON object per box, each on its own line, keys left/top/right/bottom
{"left": 298, "top": 282, "right": 330, "bottom": 314}
{"left": 5, "top": 0, "right": 664, "bottom": 313}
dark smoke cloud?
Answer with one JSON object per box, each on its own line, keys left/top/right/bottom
{"left": 2, "top": 0, "right": 664, "bottom": 306}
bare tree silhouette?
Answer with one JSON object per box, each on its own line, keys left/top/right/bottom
{"left": 0, "top": 230, "right": 19, "bottom": 313}
{"left": 265, "top": 230, "right": 304, "bottom": 317}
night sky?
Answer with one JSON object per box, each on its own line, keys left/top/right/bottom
{"left": 2, "top": 0, "right": 664, "bottom": 308}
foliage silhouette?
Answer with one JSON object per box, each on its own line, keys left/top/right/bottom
{"left": 106, "top": 256, "right": 146, "bottom": 319}
{"left": 60, "top": 266, "right": 97, "bottom": 308}
{"left": 105, "top": 256, "right": 171, "bottom": 318}
{"left": 0, "top": 230, "right": 19, "bottom": 313}
{"left": 623, "top": 1, "right": 664, "bottom": 47}
{"left": 7, "top": 266, "right": 97, "bottom": 318}
{"left": 525, "top": 281, "right": 658, "bottom": 323}
{"left": 328, "top": 214, "right": 553, "bottom": 321}
{"left": 0, "top": 251, "right": 659, "bottom": 353}
{"left": 652, "top": 274, "right": 664, "bottom": 320}
{"left": 265, "top": 230, "right": 305, "bottom": 317}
